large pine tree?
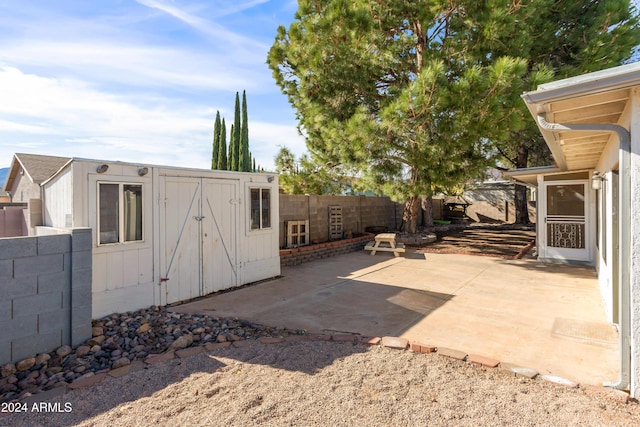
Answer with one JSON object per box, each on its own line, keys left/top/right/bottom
{"left": 268, "top": 1, "right": 529, "bottom": 232}
{"left": 269, "top": 0, "right": 639, "bottom": 230}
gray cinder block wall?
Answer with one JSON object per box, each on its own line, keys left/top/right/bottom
{"left": 279, "top": 195, "right": 404, "bottom": 248}
{"left": 0, "top": 228, "right": 92, "bottom": 365}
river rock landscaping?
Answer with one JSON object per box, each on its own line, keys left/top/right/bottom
{"left": 0, "top": 305, "right": 306, "bottom": 404}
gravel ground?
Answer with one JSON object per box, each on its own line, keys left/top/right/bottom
{"left": 2, "top": 340, "right": 638, "bottom": 427}
{"left": 2, "top": 226, "right": 635, "bottom": 426}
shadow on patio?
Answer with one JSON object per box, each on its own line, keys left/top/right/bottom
{"left": 172, "top": 250, "right": 618, "bottom": 386}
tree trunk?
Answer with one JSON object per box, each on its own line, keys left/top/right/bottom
{"left": 421, "top": 195, "right": 434, "bottom": 227}
{"left": 515, "top": 144, "right": 531, "bottom": 224}
{"left": 403, "top": 196, "right": 421, "bottom": 234}
{"left": 514, "top": 184, "right": 530, "bottom": 224}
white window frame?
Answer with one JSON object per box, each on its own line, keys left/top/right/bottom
{"left": 249, "top": 187, "right": 272, "bottom": 232}
{"left": 97, "top": 182, "right": 144, "bottom": 246}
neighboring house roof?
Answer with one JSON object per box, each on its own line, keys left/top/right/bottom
{"left": 3, "top": 153, "right": 72, "bottom": 192}
{"left": 503, "top": 165, "right": 562, "bottom": 187}
{"left": 520, "top": 61, "right": 640, "bottom": 171}
{"left": 444, "top": 195, "right": 471, "bottom": 206}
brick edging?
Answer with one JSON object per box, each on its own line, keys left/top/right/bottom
{"left": 4, "top": 333, "right": 631, "bottom": 409}
{"left": 372, "top": 336, "right": 630, "bottom": 404}
{"left": 279, "top": 234, "right": 374, "bottom": 267}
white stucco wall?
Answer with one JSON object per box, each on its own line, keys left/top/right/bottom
{"left": 594, "top": 107, "right": 631, "bottom": 324}
{"left": 594, "top": 170, "right": 615, "bottom": 323}
{"left": 9, "top": 171, "right": 40, "bottom": 203}
{"left": 629, "top": 87, "right": 640, "bottom": 398}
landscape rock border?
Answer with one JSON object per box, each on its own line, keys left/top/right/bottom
{"left": 0, "top": 305, "right": 306, "bottom": 405}
{"left": 1, "top": 304, "right": 633, "bottom": 409}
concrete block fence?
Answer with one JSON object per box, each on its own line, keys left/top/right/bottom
{"left": 0, "top": 228, "right": 92, "bottom": 365}
{"left": 279, "top": 194, "right": 404, "bottom": 249}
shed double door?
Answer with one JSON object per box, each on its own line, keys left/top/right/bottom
{"left": 160, "top": 176, "right": 238, "bottom": 305}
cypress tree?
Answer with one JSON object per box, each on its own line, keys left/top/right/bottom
{"left": 228, "top": 124, "right": 235, "bottom": 170}
{"left": 216, "top": 119, "right": 227, "bottom": 170}
{"left": 211, "top": 111, "right": 221, "bottom": 169}
{"left": 232, "top": 92, "right": 241, "bottom": 171}
{"left": 252, "top": 157, "right": 256, "bottom": 173}
{"left": 239, "top": 90, "right": 251, "bottom": 172}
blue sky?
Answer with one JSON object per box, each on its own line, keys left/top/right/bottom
{"left": 0, "top": 0, "right": 305, "bottom": 170}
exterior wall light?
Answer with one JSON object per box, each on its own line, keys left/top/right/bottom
{"left": 267, "top": 175, "right": 274, "bottom": 183}
{"left": 138, "top": 167, "right": 149, "bottom": 176}
{"left": 591, "top": 171, "right": 605, "bottom": 190}
{"left": 96, "top": 164, "right": 109, "bottom": 174}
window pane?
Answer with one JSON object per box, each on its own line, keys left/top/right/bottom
{"left": 546, "top": 184, "right": 585, "bottom": 216}
{"left": 250, "top": 188, "right": 260, "bottom": 230}
{"left": 123, "top": 185, "right": 143, "bottom": 241}
{"left": 99, "top": 184, "right": 119, "bottom": 244}
{"left": 261, "top": 189, "right": 271, "bottom": 228}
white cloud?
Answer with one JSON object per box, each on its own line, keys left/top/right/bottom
{"left": 0, "top": 66, "right": 305, "bottom": 170}
{"left": 0, "top": 120, "right": 48, "bottom": 134}
{"left": 212, "top": 0, "right": 272, "bottom": 18}
{"left": 1, "top": 39, "right": 269, "bottom": 93}
{"left": 0, "top": 1, "right": 307, "bottom": 171}
{"left": 135, "top": 0, "right": 268, "bottom": 49}
{"left": 0, "top": 67, "right": 212, "bottom": 165}
{"left": 249, "top": 121, "right": 306, "bottom": 169}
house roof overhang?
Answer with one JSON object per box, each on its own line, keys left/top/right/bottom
{"left": 503, "top": 166, "right": 561, "bottom": 187}
{"left": 520, "top": 61, "right": 640, "bottom": 172}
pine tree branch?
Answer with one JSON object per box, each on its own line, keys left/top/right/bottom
{"left": 496, "top": 145, "right": 517, "bottom": 167}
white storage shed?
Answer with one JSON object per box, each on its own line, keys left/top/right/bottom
{"left": 40, "top": 157, "right": 280, "bottom": 318}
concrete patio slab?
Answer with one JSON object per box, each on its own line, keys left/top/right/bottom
{"left": 171, "top": 251, "right": 618, "bottom": 386}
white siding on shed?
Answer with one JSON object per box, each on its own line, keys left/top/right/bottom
{"left": 41, "top": 159, "right": 280, "bottom": 318}
{"left": 243, "top": 180, "right": 280, "bottom": 284}
{"left": 43, "top": 165, "right": 73, "bottom": 228}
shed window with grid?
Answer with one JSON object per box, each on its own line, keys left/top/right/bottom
{"left": 99, "top": 183, "right": 143, "bottom": 245}
{"left": 250, "top": 188, "right": 271, "bottom": 230}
